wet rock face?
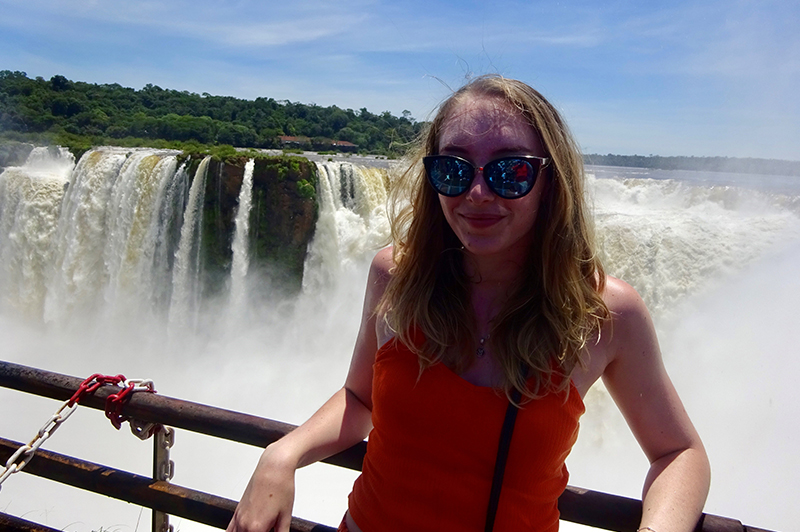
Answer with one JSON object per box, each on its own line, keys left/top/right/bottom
{"left": 201, "top": 156, "right": 318, "bottom": 296}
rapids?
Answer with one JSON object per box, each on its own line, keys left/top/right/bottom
{"left": 0, "top": 149, "right": 796, "bottom": 531}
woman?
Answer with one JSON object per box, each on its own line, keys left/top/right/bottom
{"left": 228, "top": 76, "right": 710, "bottom": 532}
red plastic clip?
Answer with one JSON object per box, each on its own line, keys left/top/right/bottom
{"left": 66, "top": 374, "right": 155, "bottom": 430}
{"left": 68, "top": 374, "right": 126, "bottom": 406}
{"left": 105, "top": 382, "right": 136, "bottom": 429}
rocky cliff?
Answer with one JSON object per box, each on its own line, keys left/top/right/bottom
{"left": 195, "top": 154, "right": 318, "bottom": 296}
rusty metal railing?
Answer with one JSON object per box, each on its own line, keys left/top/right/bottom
{"left": 0, "top": 437, "right": 333, "bottom": 531}
{"left": 0, "top": 360, "right": 775, "bottom": 532}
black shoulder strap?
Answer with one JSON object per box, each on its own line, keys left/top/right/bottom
{"left": 484, "top": 386, "right": 523, "bottom": 532}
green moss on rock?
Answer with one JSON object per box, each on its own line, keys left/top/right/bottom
{"left": 197, "top": 155, "right": 318, "bottom": 296}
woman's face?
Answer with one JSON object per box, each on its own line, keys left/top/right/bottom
{"left": 436, "top": 94, "right": 547, "bottom": 262}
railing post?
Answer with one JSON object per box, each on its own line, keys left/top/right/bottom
{"left": 152, "top": 426, "right": 175, "bottom": 532}
{"left": 0, "top": 361, "right": 780, "bottom": 532}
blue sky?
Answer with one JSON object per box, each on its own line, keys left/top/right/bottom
{"left": 1, "top": 0, "right": 798, "bottom": 159}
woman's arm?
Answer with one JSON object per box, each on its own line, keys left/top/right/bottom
{"left": 227, "top": 249, "right": 393, "bottom": 532}
{"left": 601, "top": 278, "right": 711, "bottom": 532}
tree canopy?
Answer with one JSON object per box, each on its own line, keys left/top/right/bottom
{"left": 0, "top": 71, "right": 424, "bottom": 156}
{"left": 2, "top": 71, "right": 797, "bottom": 175}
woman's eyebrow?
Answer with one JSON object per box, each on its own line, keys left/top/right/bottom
{"left": 437, "top": 144, "right": 469, "bottom": 156}
{"left": 438, "top": 144, "right": 537, "bottom": 157}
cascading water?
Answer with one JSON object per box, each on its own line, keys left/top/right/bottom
{"left": 589, "top": 170, "right": 800, "bottom": 320}
{"left": 568, "top": 167, "right": 800, "bottom": 532}
{"left": 0, "top": 147, "right": 74, "bottom": 320}
{"left": 302, "top": 162, "right": 389, "bottom": 296}
{"left": 168, "top": 155, "right": 211, "bottom": 330}
{"left": 150, "top": 161, "right": 191, "bottom": 309}
{"left": 0, "top": 152, "right": 796, "bottom": 532}
{"left": 45, "top": 148, "right": 130, "bottom": 324}
{"left": 229, "top": 159, "right": 255, "bottom": 314}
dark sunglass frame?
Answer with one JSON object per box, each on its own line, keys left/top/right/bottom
{"left": 423, "top": 155, "right": 550, "bottom": 199}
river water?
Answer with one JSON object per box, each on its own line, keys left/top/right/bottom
{"left": 0, "top": 150, "right": 796, "bottom": 531}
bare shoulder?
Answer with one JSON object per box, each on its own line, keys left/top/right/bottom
{"left": 601, "top": 275, "right": 657, "bottom": 357}
{"left": 597, "top": 274, "right": 666, "bottom": 397}
{"left": 596, "top": 276, "right": 706, "bottom": 468}
{"left": 603, "top": 275, "right": 648, "bottom": 318}
{"left": 370, "top": 246, "right": 394, "bottom": 282}
{"left": 345, "top": 247, "right": 396, "bottom": 409}
{"left": 365, "top": 246, "right": 394, "bottom": 307}
{"left": 574, "top": 276, "right": 655, "bottom": 396}
{"left": 363, "top": 246, "right": 396, "bottom": 350}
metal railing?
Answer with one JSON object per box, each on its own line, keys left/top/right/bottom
{"left": 0, "top": 360, "right": 775, "bottom": 532}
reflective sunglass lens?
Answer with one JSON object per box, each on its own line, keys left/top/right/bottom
{"left": 424, "top": 155, "right": 544, "bottom": 199}
{"left": 486, "top": 158, "right": 536, "bottom": 199}
{"left": 425, "top": 157, "right": 472, "bottom": 196}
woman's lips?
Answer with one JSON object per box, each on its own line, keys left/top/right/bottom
{"left": 459, "top": 212, "right": 504, "bottom": 229}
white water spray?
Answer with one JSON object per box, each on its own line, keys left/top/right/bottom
{"left": 303, "top": 162, "right": 389, "bottom": 296}
{"left": 0, "top": 147, "right": 74, "bottom": 320}
{"left": 169, "top": 156, "right": 211, "bottom": 330}
{"left": 0, "top": 156, "right": 796, "bottom": 532}
{"left": 229, "top": 159, "right": 255, "bottom": 313}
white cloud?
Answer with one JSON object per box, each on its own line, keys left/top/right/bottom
{"left": 0, "top": 0, "right": 372, "bottom": 48}
{"left": 1, "top": 0, "right": 798, "bottom": 157}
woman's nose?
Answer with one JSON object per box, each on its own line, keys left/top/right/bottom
{"left": 466, "top": 167, "right": 493, "bottom": 203}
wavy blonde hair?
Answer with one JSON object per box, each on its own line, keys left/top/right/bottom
{"left": 380, "top": 75, "right": 609, "bottom": 401}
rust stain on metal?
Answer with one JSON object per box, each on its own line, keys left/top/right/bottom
{"left": 0, "top": 361, "right": 776, "bottom": 532}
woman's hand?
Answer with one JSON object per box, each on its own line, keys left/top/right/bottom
{"left": 600, "top": 277, "right": 710, "bottom": 532}
{"left": 227, "top": 250, "right": 391, "bottom": 532}
{"left": 227, "top": 445, "right": 298, "bottom": 532}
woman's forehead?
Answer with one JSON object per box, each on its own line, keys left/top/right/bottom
{"left": 438, "top": 95, "right": 540, "bottom": 152}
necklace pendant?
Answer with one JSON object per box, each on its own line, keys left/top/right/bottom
{"left": 477, "top": 337, "right": 487, "bottom": 358}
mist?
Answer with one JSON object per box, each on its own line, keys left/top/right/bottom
{"left": 1, "top": 152, "right": 797, "bottom": 532}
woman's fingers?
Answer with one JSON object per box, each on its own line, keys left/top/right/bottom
{"left": 275, "top": 512, "right": 294, "bottom": 532}
{"left": 227, "top": 451, "right": 296, "bottom": 532}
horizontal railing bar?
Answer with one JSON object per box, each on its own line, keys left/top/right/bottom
{"left": 0, "top": 437, "right": 335, "bottom": 532}
{"left": 0, "top": 360, "right": 776, "bottom": 532}
{"left": 0, "top": 360, "right": 365, "bottom": 470}
{"left": 0, "top": 512, "right": 65, "bottom": 532}
{"left": 558, "top": 487, "right": 772, "bottom": 532}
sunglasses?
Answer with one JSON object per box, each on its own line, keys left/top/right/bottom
{"left": 423, "top": 155, "right": 550, "bottom": 199}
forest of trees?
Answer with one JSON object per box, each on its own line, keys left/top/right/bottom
{"left": 0, "top": 71, "right": 423, "bottom": 156}
{"left": 1, "top": 70, "right": 797, "bottom": 175}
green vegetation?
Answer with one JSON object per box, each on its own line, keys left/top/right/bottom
{"left": 297, "top": 179, "right": 316, "bottom": 199}
{"left": 4, "top": 70, "right": 797, "bottom": 176}
{"left": 0, "top": 71, "right": 424, "bottom": 157}
{"left": 196, "top": 156, "right": 318, "bottom": 295}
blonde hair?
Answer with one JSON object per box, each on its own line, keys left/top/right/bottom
{"left": 381, "top": 75, "right": 609, "bottom": 401}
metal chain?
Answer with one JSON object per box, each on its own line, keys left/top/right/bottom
{"left": 153, "top": 425, "right": 176, "bottom": 532}
{"left": 155, "top": 426, "right": 175, "bottom": 481}
{"left": 0, "top": 397, "right": 80, "bottom": 488}
{"left": 0, "top": 373, "right": 157, "bottom": 490}
{"left": 106, "top": 378, "right": 156, "bottom": 431}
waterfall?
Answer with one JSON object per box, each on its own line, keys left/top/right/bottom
{"left": 302, "top": 161, "right": 389, "bottom": 296}
{"left": 0, "top": 149, "right": 393, "bottom": 332}
{"left": 104, "top": 151, "right": 180, "bottom": 317}
{"left": 151, "top": 161, "right": 191, "bottom": 309}
{"left": 168, "top": 155, "right": 211, "bottom": 329}
{"left": 588, "top": 172, "right": 800, "bottom": 322}
{"left": 3, "top": 153, "right": 796, "bottom": 531}
{"left": 45, "top": 148, "right": 127, "bottom": 324}
{"left": 229, "top": 159, "right": 255, "bottom": 313}
{"left": 0, "top": 147, "right": 74, "bottom": 320}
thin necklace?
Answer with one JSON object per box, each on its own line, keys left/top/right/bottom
{"left": 477, "top": 335, "right": 489, "bottom": 357}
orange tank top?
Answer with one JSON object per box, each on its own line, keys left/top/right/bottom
{"left": 348, "top": 335, "right": 585, "bottom": 532}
